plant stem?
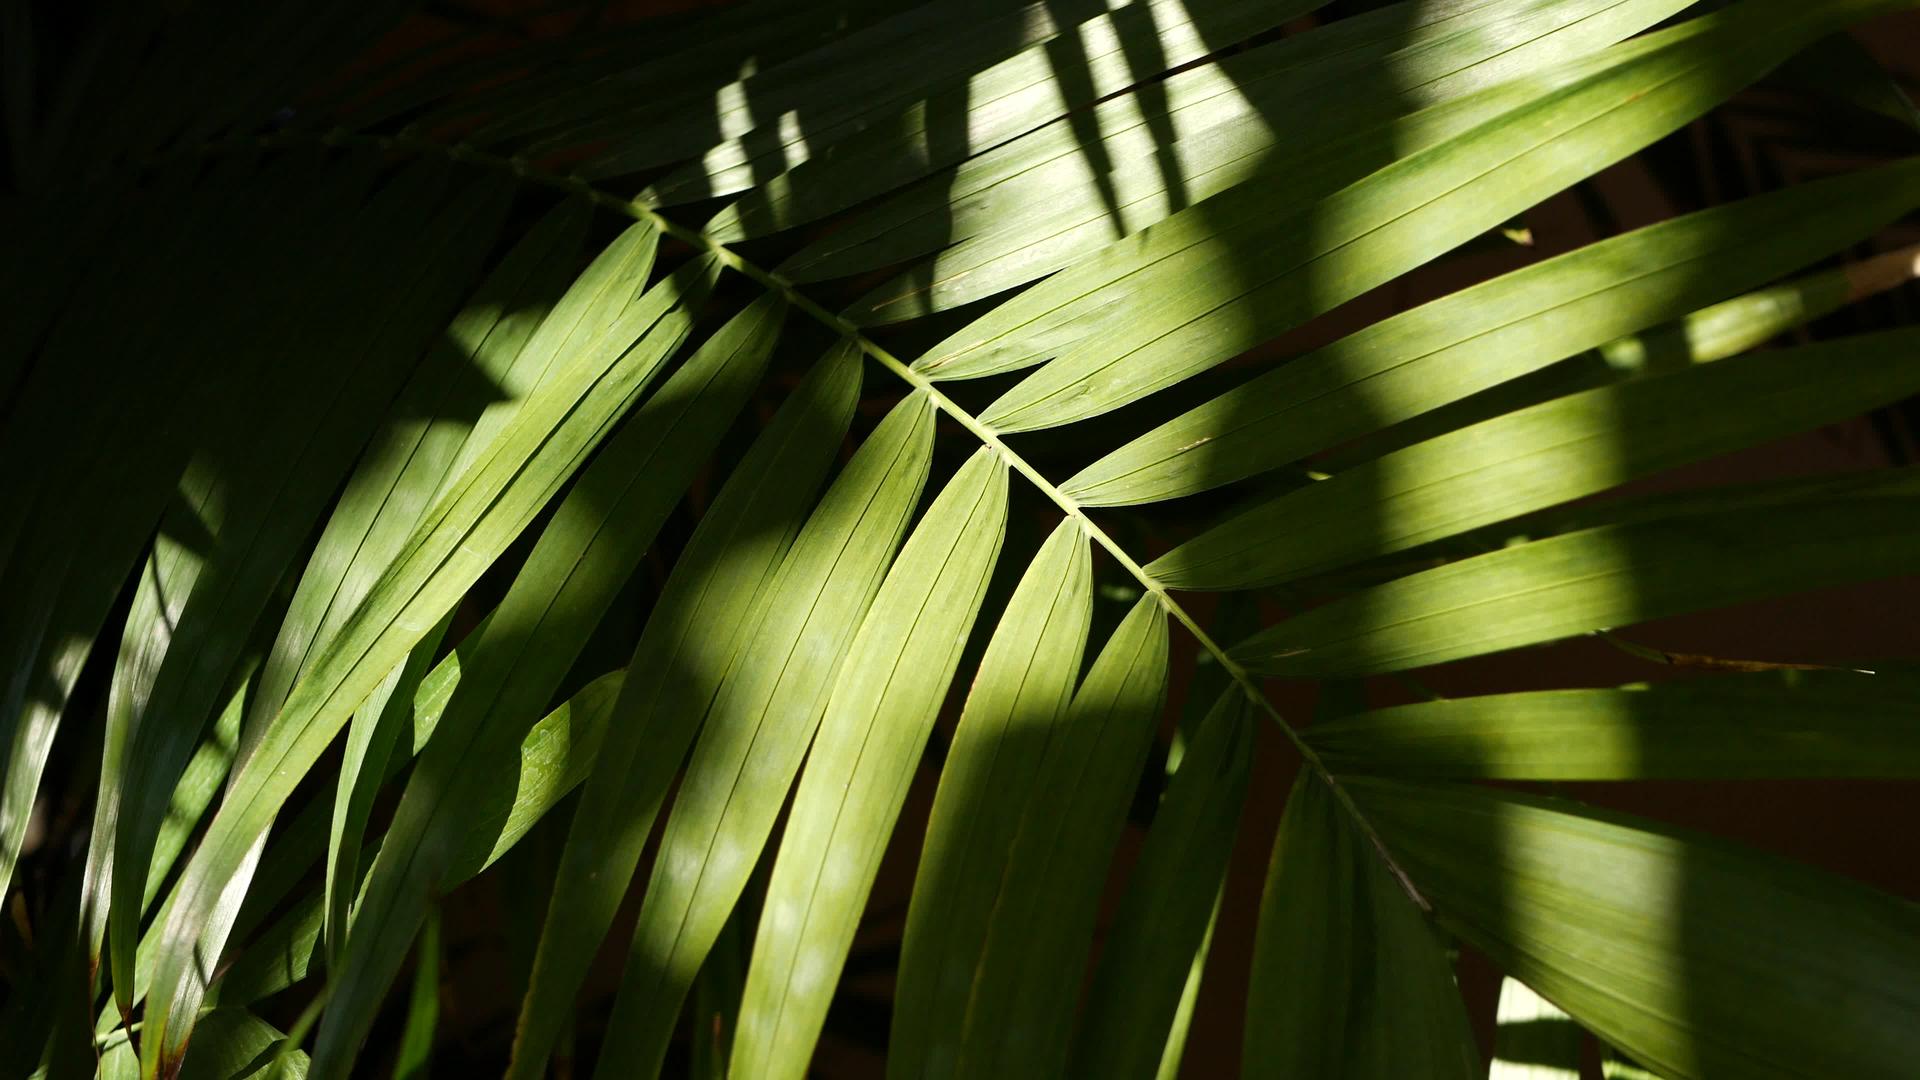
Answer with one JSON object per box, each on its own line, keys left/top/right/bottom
{"left": 239, "top": 126, "right": 1432, "bottom": 910}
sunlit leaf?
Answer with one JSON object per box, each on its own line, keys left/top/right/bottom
{"left": 593, "top": 392, "right": 936, "bottom": 1080}
{"left": 1308, "top": 670, "right": 1920, "bottom": 779}
{"left": 1349, "top": 779, "right": 1920, "bottom": 1078}
{"left": 889, "top": 518, "right": 1092, "bottom": 1080}
{"left": 311, "top": 295, "right": 781, "bottom": 1074}
{"left": 508, "top": 344, "right": 862, "bottom": 1080}
{"left": 1243, "top": 772, "right": 1478, "bottom": 1078}
{"left": 944, "top": 595, "right": 1169, "bottom": 1080}
{"left": 141, "top": 219, "right": 704, "bottom": 1074}
{"left": 803, "top": 0, "right": 1700, "bottom": 322}
{"left": 1153, "top": 328, "right": 1920, "bottom": 589}
{"left": 1231, "top": 489, "right": 1920, "bottom": 677}
{"left": 1068, "top": 160, "right": 1920, "bottom": 507}
{"left": 730, "top": 448, "right": 1007, "bottom": 1079}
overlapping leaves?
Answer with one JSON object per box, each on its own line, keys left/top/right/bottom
{"left": 3, "top": 0, "right": 1918, "bottom": 1077}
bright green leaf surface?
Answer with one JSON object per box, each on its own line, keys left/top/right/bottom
{"left": 730, "top": 448, "right": 1007, "bottom": 1080}
{"left": 1243, "top": 772, "right": 1479, "bottom": 1079}
{"left": 1349, "top": 779, "right": 1920, "bottom": 1078}
{"left": 592, "top": 392, "right": 936, "bottom": 1080}
{"left": 1308, "top": 671, "right": 1920, "bottom": 779}
{"left": 888, "top": 518, "right": 1092, "bottom": 1080}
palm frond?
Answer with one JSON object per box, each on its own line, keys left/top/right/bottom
{"left": 4, "top": 0, "right": 1919, "bottom": 1076}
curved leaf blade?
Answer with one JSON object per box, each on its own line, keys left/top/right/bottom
{"left": 1066, "top": 160, "right": 1920, "bottom": 507}
{"left": 311, "top": 295, "right": 785, "bottom": 1075}
{"left": 1243, "top": 773, "right": 1478, "bottom": 1079}
{"left": 729, "top": 448, "right": 1008, "bottom": 1080}
{"left": 1069, "top": 688, "right": 1252, "bottom": 1080}
{"left": 140, "top": 219, "right": 703, "bottom": 1077}
{"left": 888, "top": 518, "right": 1092, "bottom": 1080}
{"left": 948, "top": 594, "right": 1169, "bottom": 1080}
{"left": 1152, "top": 328, "right": 1920, "bottom": 590}
{"left": 694, "top": 0, "right": 1311, "bottom": 232}
{"left": 1307, "top": 671, "right": 1920, "bottom": 779}
{"left": 1349, "top": 779, "right": 1920, "bottom": 1079}
{"left": 1231, "top": 490, "right": 1920, "bottom": 678}
{"left": 968, "top": 0, "right": 1892, "bottom": 434}
{"left": 507, "top": 344, "right": 863, "bottom": 1080}
{"left": 592, "top": 392, "right": 936, "bottom": 1080}
{"left": 805, "top": 0, "right": 1699, "bottom": 324}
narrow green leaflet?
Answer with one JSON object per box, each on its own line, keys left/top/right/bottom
{"left": 160, "top": 225, "right": 707, "bottom": 1062}
{"left": 508, "top": 345, "right": 862, "bottom": 1080}
{"left": 947, "top": 595, "right": 1168, "bottom": 1080}
{"left": 884, "top": 4, "right": 1723, "bottom": 368}
{"left": 84, "top": 497, "right": 231, "bottom": 950}
{"left": 1242, "top": 773, "right": 1478, "bottom": 1079}
{"left": 729, "top": 448, "right": 1006, "bottom": 1079}
{"left": 1152, "top": 327, "right": 1920, "bottom": 590}
{"left": 312, "top": 296, "right": 781, "bottom": 1076}
{"left": 1312, "top": 239, "right": 1920, "bottom": 473}
{"left": 700, "top": 0, "right": 1315, "bottom": 239}
{"left": 888, "top": 518, "right": 1092, "bottom": 1080}
{"left": 140, "top": 221, "right": 707, "bottom": 1076}
{"left": 211, "top": 670, "right": 627, "bottom": 1010}
{"left": 143, "top": 663, "right": 254, "bottom": 912}
{"left": 592, "top": 392, "right": 936, "bottom": 1080}
{"left": 248, "top": 198, "right": 590, "bottom": 756}
{"left": 324, "top": 616, "right": 448, "bottom": 971}
{"left": 1485, "top": 464, "right": 1920, "bottom": 553}
{"left": 569, "top": 0, "right": 1075, "bottom": 179}
{"left": 288, "top": 203, "right": 590, "bottom": 965}
{"left": 103, "top": 170, "right": 508, "bottom": 1012}
{"left": 691, "top": 897, "right": 751, "bottom": 1080}
{"left": 393, "top": 910, "right": 439, "bottom": 1080}
{"left": 793, "top": 0, "right": 1699, "bottom": 320}
{"left": 1069, "top": 688, "right": 1252, "bottom": 1080}
{"left": 1307, "top": 671, "right": 1920, "bottom": 779}
{"left": 174, "top": 1010, "right": 309, "bottom": 1080}
{"left": 1347, "top": 779, "right": 1920, "bottom": 1078}
{"left": 961, "top": 0, "right": 1900, "bottom": 434}
{"left": 1492, "top": 977, "right": 1583, "bottom": 1080}
{"left": 0, "top": 165, "right": 353, "bottom": 917}
{"left": 446, "top": 669, "right": 628, "bottom": 879}
{"left": 1232, "top": 491, "right": 1920, "bottom": 678}
{"left": 1065, "top": 159, "right": 1920, "bottom": 506}
{"left": 102, "top": 617, "right": 483, "bottom": 1034}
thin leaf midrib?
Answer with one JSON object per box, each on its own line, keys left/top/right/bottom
{"left": 204, "top": 125, "right": 1431, "bottom": 911}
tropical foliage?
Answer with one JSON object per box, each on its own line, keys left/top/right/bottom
{"left": 3, "top": 0, "right": 1919, "bottom": 1077}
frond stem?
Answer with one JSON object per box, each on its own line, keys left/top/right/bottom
{"left": 238, "top": 126, "right": 1430, "bottom": 910}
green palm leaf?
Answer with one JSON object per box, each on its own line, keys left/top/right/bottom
{"left": 730, "top": 447, "right": 1006, "bottom": 1079}
{"left": 592, "top": 392, "right": 936, "bottom": 1079}
{"left": 1244, "top": 773, "right": 1479, "bottom": 1078}
{"left": 508, "top": 344, "right": 863, "bottom": 1079}
{"left": 888, "top": 519, "right": 1092, "bottom": 1080}
{"left": 1308, "top": 671, "right": 1920, "bottom": 779}
{"left": 1349, "top": 780, "right": 1920, "bottom": 1077}
{"left": 6, "top": 0, "right": 1920, "bottom": 1076}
